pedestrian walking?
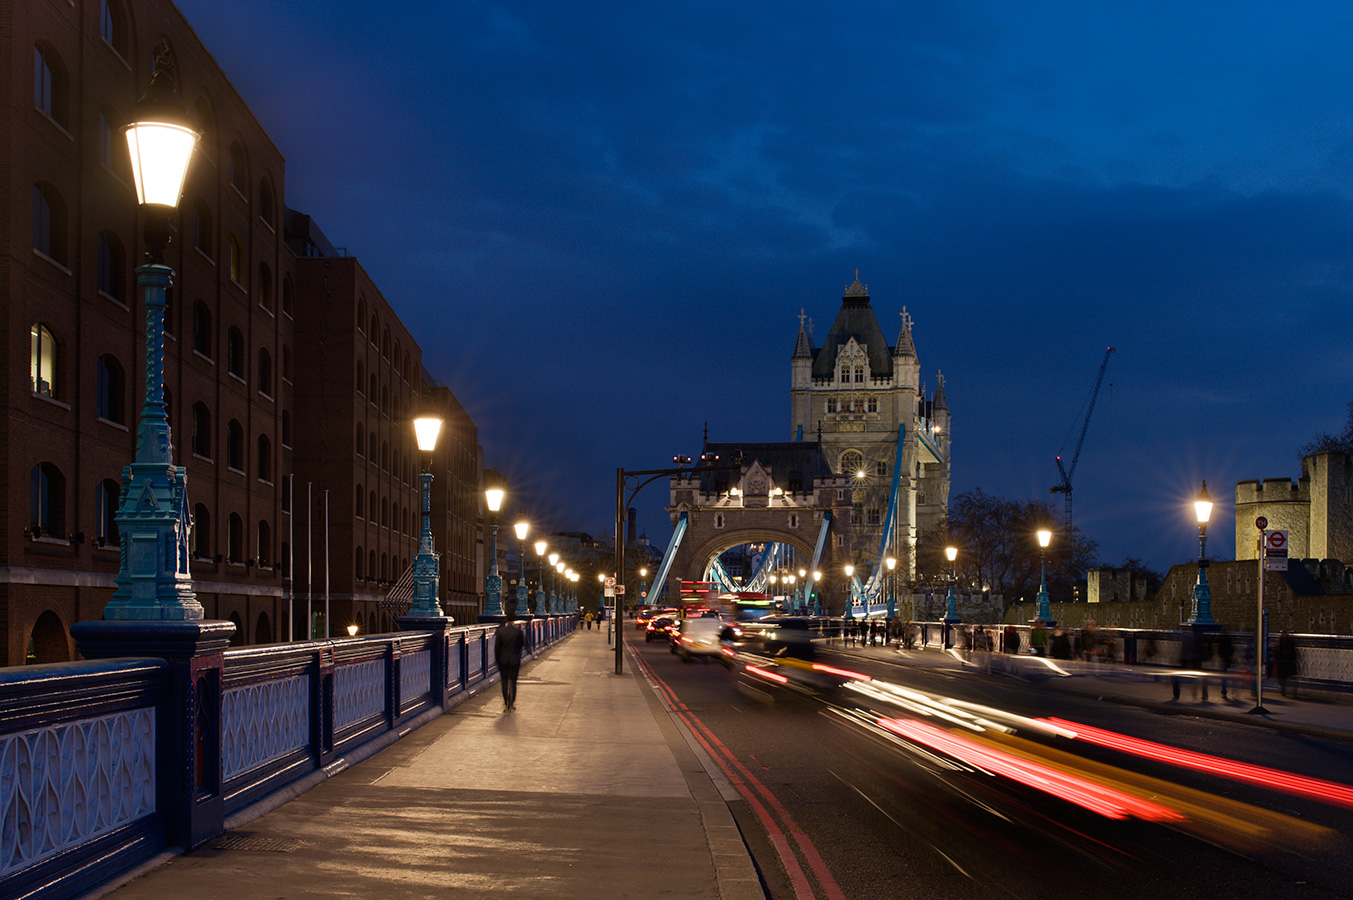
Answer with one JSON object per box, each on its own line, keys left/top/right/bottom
{"left": 1277, "top": 631, "right": 1298, "bottom": 697}
{"left": 494, "top": 616, "right": 526, "bottom": 711}
{"left": 584, "top": 611, "right": 593, "bottom": 630}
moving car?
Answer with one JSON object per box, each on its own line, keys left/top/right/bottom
{"left": 671, "top": 617, "right": 725, "bottom": 661}
{"left": 645, "top": 615, "right": 678, "bottom": 643}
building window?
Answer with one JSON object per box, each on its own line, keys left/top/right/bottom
{"left": 281, "top": 409, "right": 291, "bottom": 447}
{"left": 191, "top": 403, "right": 211, "bottom": 457}
{"left": 191, "top": 504, "right": 211, "bottom": 558}
{"left": 850, "top": 504, "right": 861, "bottom": 523}
{"left": 193, "top": 200, "right": 213, "bottom": 256}
{"left": 356, "top": 423, "right": 364, "bottom": 455}
{"left": 355, "top": 484, "right": 364, "bottom": 518}
{"left": 357, "top": 298, "right": 367, "bottom": 332}
{"left": 840, "top": 367, "right": 848, "bottom": 383}
{"left": 98, "top": 231, "right": 126, "bottom": 301}
{"left": 33, "top": 45, "right": 68, "bottom": 126}
{"left": 96, "top": 355, "right": 125, "bottom": 424}
{"left": 258, "top": 178, "right": 275, "bottom": 227}
{"left": 368, "top": 549, "right": 376, "bottom": 581}
{"left": 355, "top": 546, "right": 364, "bottom": 580}
{"left": 281, "top": 344, "right": 292, "bottom": 382}
{"left": 382, "top": 327, "right": 390, "bottom": 359}
{"left": 192, "top": 301, "right": 212, "bottom": 356}
{"left": 257, "top": 521, "right": 271, "bottom": 567}
{"left": 227, "top": 513, "right": 244, "bottom": 563}
{"left": 841, "top": 450, "right": 864, "bottom": 477}
{"left": 30, "top": 323, "right": 59, "bottom": 398}
{"left": 356, "top": 360, "right": 365, "bottom": 394}
{"left": 381, "top": 441, "right": 389, "bottom": 471}
{"left": 369, "top": 490, "right": 376, "bottom": 519}
{"left": 281, "top": 277, "right": 293, "bottom": 317}
{"left": 257, "top": 434, "right": 272, "bottom": 482}
{"left": 826, "top": 398, "right": 837, "bottom": 414}
{"left": 30, "top": 463, "right": 65, "bottom": 536}
{"left": 866, "top": 507, "right": 881, "bottom": 526}
{"left": 32, "top": 183, "right": 67, "bottom": 264}
{"left": 368, "top": 431, "right": 376, "bottom": 459}
{"left": 854, "top": 366, "right": 864, "bottom": 383}
{"left": 282, "top": 477, "right": 291, "bottom": 514}
{"left": 867, "top": 396, "right": 878, "bottom": 413}
{"left": 227, "top": 327, "right": 244, "bottom": 378}
{"left": 381, "top": 497, "right": 389, "bottom": 528}
{"left": 369, "top": 374, "right": 377, "bottom": 399}
{"left": 229, "top": 143, "right": 246, "bottom": 192}
{"left": 96, "top": 479, "right": 120, "bottom": 546}
{"left": 788, "top": 514, "right": 799, "bottom": 529}
{"left": 227, "top": 420, "right": 244, "bottom": 471}
{"left": 257, "top": 348, "right": 272, "bottom": 395}
{"left": 100, "top": 0, "right": 128, "bottom": 57}
{"left": 258, "top": 263, "right": 273, "bottom": 312}
{"left": 228, "top": 234, "right": 244, "bottom": 283}
{"left": 714, "top": 513, "right": 724, "bottom": 529}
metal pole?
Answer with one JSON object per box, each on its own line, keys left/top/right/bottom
{"left": 614, "top": 468, "right": 625, "bottom": 675}
{"left": 1251, "top": 529, "right": 1269, "bottom": 714}
{"left": 288, "top": 473, "right": 294, "bottom": 641}
{"left": 307, "top": 481, "right": 313, "bottom": 640}
{"left": 324, "top": 489, "right": 330, "bottom": 639}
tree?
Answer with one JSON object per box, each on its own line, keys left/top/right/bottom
{"left": 1300, "top": 401, "right": 1353, "bottom": 458}
{"left": 916, "top": 488, "right": 1098, "bottom": 617}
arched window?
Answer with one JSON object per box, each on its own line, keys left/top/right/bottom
{"left": 32, "top": 183, "right": 67, "bottom": 264}
{"left": 840, "top": 366, "right": 849, "bottom": 383}
{"left": 357, "top": 298, "right": 367, "bottom": 332}
{"left": 97, "top": 231, "right": 126, "bottom": 301}
{"left": 96, "top": 479, "right": 120, "bottom": 546}
{"left": 193, "top": 199, "right": 213, "bottom": 257}
{"left": 227, "top": 326, "right": 244, "bottom": 377}
{"left": 30, "top": 323, "right": 59, "bottom": 398}
{"left": 226, "top": 419, "right": 244, "bottom": 470}
{"left": 96, "top": 354, "right": 125, "bottom": 424}
{"left": 381, "top": 553, "right": 389, "bottom": 582}
{"left": 356, "top": 360, "right": 365, "bottom": 394}
{"left": 229, "top": 142, "right": 247, "bottom": 192}
{"left": 826, "top": 398, "right": 837, "bottom": 414}
{"left": 867, "top": 396, "right": 878, "bottom": 413}
{"left": 33, "top": 45, "right": 69, "bottom": 127}
{"left": 281, "top": 344, "right": 291, "bottom": 382}
{"left": 227, "top": 513, "right": 244, "bottom": 562}
{"left": 256, "top": 433, "right": 271, "bottom": 482}
{"left": 381, "top": 327, "right": 390, "bottom": 359}
{"left": 368, "top": 549, "right": 377, "bottom": 581}
{"left": 381, "top": 497, "right": 389, "bottom": 528}
{"left": 840, "top": 450, "right": 864, "bottom": 478}
{"left": 368, "top": 491, "right": 376, "bottom": 519}
{"left": 854, "top": 366, "right": 864, "bottom": 383}
{"left": 355, "top": 546, "right": 364, "bottom": 580}
{"left": 355, "top": 484, "right": 364, "bottom": 518}
{"left": 258, "top": 262, "right": 273, "bottom": 312}
{"left": 356, "top": 423, "right": 364, "bottom": 455}
{"left": 257, "top": 347, "right": 272, "bottom": 395}
{"left": 192, "top": 301, "right": 212, "bottom": 356}
{"left": 100, "top": 0, "right": 127, "bottom": 56}
{"left": 228, "top": 234, "right": 244, "bottom": 283}
{"left": 394, "top": 340, "right": 402, "bottom": 368}
{"left": 370, "top": 315, "right": 378, "bottom": 343}
{"left": 258, "top": 177, "right": 275, "bottom": 227}
{"left": 281, "top": 277, "right": 293, "bottom": 317}
{"left": 381, "top": 386, "right": 389, "bottom": 415}
{"left": 381, "top": 441, "right": 389, "bottom": 472}
{"left": 368, "top": 431, "right": 376, "bottom": 459}
{"left": 876, "top": 460, "right": 887, "bottom": 476}
{"left": 191, "top": 403, "right": 211, "bottom": 457}
{"left": 257, "top": 520, "right": 271, "bottom": 567}
{"left": 29, "top": 462, "right": 65, "bottom": 536}
{"left": 368, "top": 374, "right": 377, "bottom": 399}
{"left": 191, "top": 503, "right": 211, "bottom": 558}
{"left": 281, "top": 475, "right": 291, "bottom": 513}
{"left": 281, "top": 409, "right": 291, "bottom": 447}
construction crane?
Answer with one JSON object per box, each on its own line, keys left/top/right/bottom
{"left": 1051, "top": 347, "right": 1115, "bottom": 526}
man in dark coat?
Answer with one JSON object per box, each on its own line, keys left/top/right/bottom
{"left": 495, "top": 617, "right": 526, "bottom": 711}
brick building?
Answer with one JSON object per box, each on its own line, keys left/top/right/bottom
{"left": 2, "top": 0, "right": 484, "bottom": 665}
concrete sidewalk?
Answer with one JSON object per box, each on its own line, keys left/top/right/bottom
{"left": 829, "top": 639, "right": 1353, "bottom": 742}
{"left": 91, "top": 631, "right": 764, "bottom": 900}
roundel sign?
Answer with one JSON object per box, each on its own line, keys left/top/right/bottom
{"left": 1265, "top": 530, "right": 1288, "bottom": 554}
{"left": 1255, "top": 516, "right": 1268, "bottom": 530}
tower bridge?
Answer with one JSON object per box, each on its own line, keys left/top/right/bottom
{"left": 650, "top": 274, "right": 952, "bottom": 615}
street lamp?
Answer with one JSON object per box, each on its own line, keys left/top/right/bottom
{"left": 844, "top": 564, "right": 855, "bottom": 619}
{"left": 1187, "top": 481, "right": 1217, "bottom": 625}
{"left": 347, "top": 623, "right": 359, "bottom": 637}
{"left": 106, "top": 45, "right": 203, "bottom": 622}
{"left": 407, "top": 409, "right": 445, "bottom": 619}
{"left": 639, "top": 567, "right": 648, "bottom": 606}
{"left": 1034, "top": 528, "right": 1054, "bottom": 625}
{"left": 812, "top": 570, "right": 821, "bottom": 615}
{"left": 569, "top": 571, "right": 579, "bottom": 612}
{"left": 885, "top": 556, "right": 897, "bottom": 619}
{"left": 549, "top": 552, "right": 560, "bottom": 614}
{"left": 943, "top": 546, "right": 959, "bottom": 636}
{"left": 513, "top": 513, "right": 530, "bottom": 617}
{"left": 482, "top": 482, "right": 505, "bottom": 618}
{"left": 534, "top": 539, "right": 548, "bottom": 616}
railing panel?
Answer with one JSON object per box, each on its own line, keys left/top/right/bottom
{"left": 0, "top": 707, "right": 156, "bottom": 880}
{"left": 466, "top": 637, "right": 484, "bottom": 683}
{"left": 221, "top": 674, "right": 309, "bottom": 782}
{"left": 400, "top": 650, "right": 432, "bottom": 711}
{"left": 447, "top": 640, "right": 462, "bottom": 691}
{"left": 334, "top": 658, "right": 387, "bottom": 731}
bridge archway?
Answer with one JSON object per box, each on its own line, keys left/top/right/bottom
{"left": 684, "top": 528, "right": 817, "bottom": 583}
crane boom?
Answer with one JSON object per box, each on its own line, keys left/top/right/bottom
{"left": 1051, "top": 347, "right": 1115, "bottom": 524}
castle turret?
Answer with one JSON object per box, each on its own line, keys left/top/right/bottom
{"left": 789, "top": 309, "right": 815, "bottom": 438}
{"left": 892, "top": 307, "right": 919, "bottom": 392}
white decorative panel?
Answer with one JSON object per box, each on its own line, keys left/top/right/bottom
{"left": 401, "top": 651, "right": 430, "bottom": 704}
{"left": 446, "top": 642, "right": 462, "bottom": 688}
{"left": 0, "top": 708, "right": 156, "bottom": 879}
{"left": 1298, "top": 646, "right": 1353, "bottom": 683}
{"left": 334, "top": 659, "right": 386, "bottom": 730}
{"left": 467, "top": 640, "right": 483, "bottom": 679}
{"left": 221, "top": 675, "right": 309, "bottom": 781}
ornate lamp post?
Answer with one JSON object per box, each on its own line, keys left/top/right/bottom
{"left": 812, "top": 570, "right": 822, "bottom": 615}
{"left": 534, "top": 540, "right": 548, "bottom": 616}
{"left": 568, "top": 570, "right": 579, "bottom": 613}
{"left": 1033, "top": 528, "right": 1055, "bottom": 625}
{"left": 513, "top": 513, "right": 530, "bottom": 617}
{"left": 482, "top": 483, "right": 505, "bottom": 618}
{"left": 786, "top": 573, "right": 796, "bottom": 613}
{"left": 549, "top": 553, "right": 560, "bottom": 613}
{"left": 843, "top": 564, "right": 855, "bottom": 620}
{"left": 1187, "top": 481, "right": 1217, "bottom": 625}
{"left": 639, "top": 567, "right": 648, "bottom": 606}
{"left": 885, "top": 557, "right": 897, "bottom": 619}
{"left": 943, "top": 546, "right": 959, "bottom": 647}
{"left": 105, "top": 45, "right": 202, "bottom": 622}
{"left": 406, "top": 410, "right": 445, "bottom": 618}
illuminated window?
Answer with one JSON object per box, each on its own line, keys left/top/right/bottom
{"left": 30, "top": 323, "right": 58, "bottom": 397}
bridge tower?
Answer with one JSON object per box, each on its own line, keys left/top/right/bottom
{"left": 789, "top": 273, "right": 951, "bottom": 580}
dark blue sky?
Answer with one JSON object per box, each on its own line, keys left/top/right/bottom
{"left": 175, "top": 0, "right": 1353, "bottom": 574}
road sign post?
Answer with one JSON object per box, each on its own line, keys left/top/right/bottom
{"left": 1250, "top": 522, "right": 1283, "bottom": 715}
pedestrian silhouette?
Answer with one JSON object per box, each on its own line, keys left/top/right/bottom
{"left": 495, "top": 616, "right": 526, "bottom": 711}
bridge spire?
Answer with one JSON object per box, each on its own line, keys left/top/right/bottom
{"left": 894, "top": 307, "right": 916, "bottom": 357}
{"left": 792, "top": 307, "right": 814, "bottom": 359}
